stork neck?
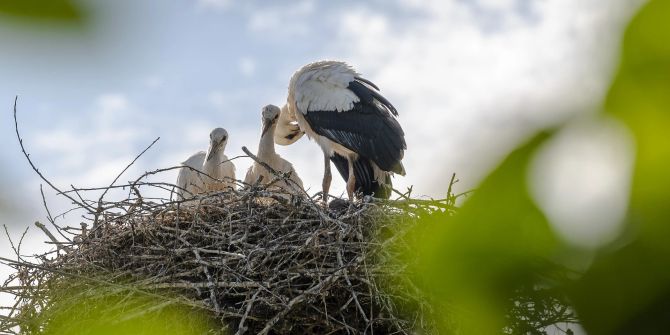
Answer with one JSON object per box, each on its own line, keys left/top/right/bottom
{"left": 203, "top": 150, "right": 222, "bottom": 176}
{"left": 258, "top": 122, "right": 276, "bottom": 157}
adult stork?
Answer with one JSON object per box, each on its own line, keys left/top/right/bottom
{"left": 245, "top": 104, "right": 304, "bottom": 193}
{"left": 274, "top": 60, "right": 406, "bottom": 201}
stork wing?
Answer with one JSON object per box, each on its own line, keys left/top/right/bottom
{"left": 298, "top": 75, "right": 406, "bottom": 174}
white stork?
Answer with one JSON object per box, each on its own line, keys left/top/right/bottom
{"left": 245, "top": 104, "right": 304, "bottom": 192}
{"left": 274, "top": 60, "right": 406, "bottom": 201}
{"left": 175, "top": 128, "right": 236, "bottom": 200}
{"left": 176, "top": 151, "right": 206, "bottom": 200}
{"left": 202, "top": 127, "right": 236, "bottom": 192}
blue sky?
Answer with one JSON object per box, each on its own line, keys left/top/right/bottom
{"left": 0, "top": 0, "right": 643, "bottom": 310}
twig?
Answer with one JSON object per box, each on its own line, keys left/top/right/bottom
{"left": 34, "top": 221, "right": 69, "bottom": 253}
{"left": 92, "top": 137, "right": 160, "bottom": 231}
{"left": 100, "top": 137, "right": 160, "bottom": 202}
{"left": 40, "top": 185, "right": 71, "bottom": 243}
{"left": 2, "top": 225, "right": 28, "bottom": 263}
{"left": 236, "top": 288, "right": 262, "bottom": 335}
{"left": 13, "top": 96, "right": 93, "bottom": 212}
{"left": 258, "top": 270, "right": 343, "bottom": 335}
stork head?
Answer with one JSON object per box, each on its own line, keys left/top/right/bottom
{"left": 261, "top": 104, "right": 280, "bottom": 136}
{"left": 274, "top": 104, "right": 304, "bottom": 146}
{"left": 206, "top": 127, "right": 228, "bottom": 161}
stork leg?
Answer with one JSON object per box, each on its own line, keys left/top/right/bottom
{"left": 322, "top": 152, "right": 332, "bottom": 203}
{"left": 346, "top": 157, "right": 356, "bottom": 201}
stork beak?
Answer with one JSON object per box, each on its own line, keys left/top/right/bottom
{"left": 206, "top": 140, "right": 222, "bottom": 161}
{"left": 261, "top": 119, "right": 271, "bottom": 137}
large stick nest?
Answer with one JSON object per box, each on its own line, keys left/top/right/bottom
{"left": 1, "top": 182, "right": 450, "bottom": 334}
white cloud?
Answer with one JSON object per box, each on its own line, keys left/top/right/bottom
{"left": 32, "top": 93, "right": 146, "bottom": 188}
{"left": 247, "top": 0, "right": 314, "bottom": 36}
{"left": 239, "top": 57, "right": 256, "bottom": 77}
{"left": 98, "top": 93, "right": 128, "bottom": 112}
{"left": 143, "top": 75, "right": 165, "bottom": 89}
{"left": 331, "top": 0, "right": 641, "bottom": 196}
{"left": 196, "top": 0, "right": 232, "bottom": 11}
{"left": 207, "top": 90, "right": 229, "bottom": 110}
{"left": 475, "top": 0, "right": 519, "bottom": 12}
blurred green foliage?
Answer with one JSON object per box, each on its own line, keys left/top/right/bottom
{"left": 35, "top": 287, "right": 217, "bottom": 335}
{"left": 407, "top": 0, "right": 670, "bottom": 333}
{"left": 409, "top": 134, "right": 574, "bottom": 334}
{"left": 0, "top": 0, "right": 83, "bottom": 23}
{"left": 572, "top": 0, "right": 670, "bottom": 333}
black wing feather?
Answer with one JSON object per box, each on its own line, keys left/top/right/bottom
{"left": 303, "top": 77, "right": 406, "bottom": 174}
{"left": 348, "top": 79, "right": 398, "bottom": 116}
{"left": 354, "top": 76, "right": 379, "bottom": 90}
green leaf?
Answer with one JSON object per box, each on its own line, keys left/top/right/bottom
{"left": 605, "top": 0, "right": 670, "bottom": 246}
{"left": 572, "top": 1, "right": 670, "bottom": 333}
{"left": 40, "top": 286, "right": 217, "bottom": 335}
{"left": 0, "top": 0, "right": 83, "bottom": 23}
{"left": 410, "top": 133, "right": 563, "bottom": 333}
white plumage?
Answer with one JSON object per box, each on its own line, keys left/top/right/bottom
{"left": 293, "top": 63, "right": 359, "bottom": 113}
{"left": 175, "top": 128, "right": 236, "bottom": 200}
{"left": 245, "top": 105, "right": 303, "bottom": 193}
{"left": 175, "top": 151, "right": 206, "bottom": 200}
{"left": 202, "top": 127, "right": 236, "bottom": 192}
{"left": 275, "top": 60, "right": 406, "bottom": 201}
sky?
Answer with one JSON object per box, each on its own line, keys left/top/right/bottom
{"left": 0, "top": 0, "right": 643, "bottom": 319}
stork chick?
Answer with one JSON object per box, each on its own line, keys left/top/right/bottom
{"left": 203, "top": 127, "right": 236, "bottom": 192}
{"left": 176, "top": 151, "right": 206, "bottom": 200}
{"left": 245, "top": 105, "right": 303, "bottom": 192}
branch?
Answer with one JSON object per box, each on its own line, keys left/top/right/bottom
{"left": 13, "top": 96, "right": 93, "bottom": 212}
{"left": 34, "top": 221, "right": 70, "bottom": 253}
{"left": 92, "top": 136, "right": 160, "bottom": 230}
{"left": 241, "top": 146, "right": 309, "bottom": 199}
{"left": 99, "top": 136, "right": 160, "bottom": 202}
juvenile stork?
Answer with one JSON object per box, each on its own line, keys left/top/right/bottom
{"left": 274, "top": 60, "right": 406, "bottom": 201}
{"left": 245, "top": 104, "right": 304, "bottom": 193}
{"left": 202, "top": 127, "right": 236, "bottom": 192}
{"left": 176, "top": 151, "right": 206, "bottom": 200}
{"left": 175, "top": 128, "right": 236, "bottom": 200}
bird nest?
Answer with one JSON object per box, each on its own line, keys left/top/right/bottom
{"left": 1, "top": 181, "right": 453, "bottom": 334}
{"left": 4, "top": 100, "right": 455, "bottom": 334}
